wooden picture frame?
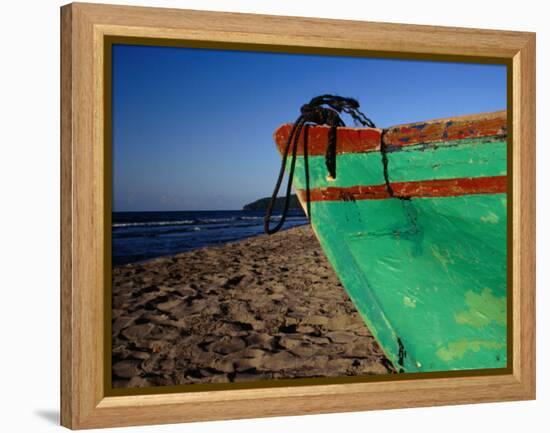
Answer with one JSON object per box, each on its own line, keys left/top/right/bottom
{"left": 60, "top": 2, "right": 536, "bottom": 429}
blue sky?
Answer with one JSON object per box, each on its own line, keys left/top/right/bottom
{"left": 112, "top": 44, "right": 506, "bottom": 211}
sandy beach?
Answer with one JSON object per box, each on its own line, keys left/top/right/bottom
{"left": 112, "top": 225, "right": 394, "bottom": 388}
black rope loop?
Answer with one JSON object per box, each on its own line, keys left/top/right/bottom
{"left": 264, "top": 95, "right": 375, "bottom": 235}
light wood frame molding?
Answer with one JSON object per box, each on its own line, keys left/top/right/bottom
{"left": 60, "top": 2, "right": 536, "bottom": 429}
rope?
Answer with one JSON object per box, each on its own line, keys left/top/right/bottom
{"left": 380, "top": 130, "right": 410, "bottom": 201}
{"left": 264, "top": 95, "right": 375, "bottom": 235}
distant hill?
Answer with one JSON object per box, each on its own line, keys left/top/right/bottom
{"left": 243, "top": 195, "right": 304, "bottom": 212}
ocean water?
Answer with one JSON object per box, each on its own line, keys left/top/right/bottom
{"left": 112, "top": 210, "right": 308, "bottom": 266}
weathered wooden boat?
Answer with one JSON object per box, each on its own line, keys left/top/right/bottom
{"left": 272, "top": 110, "right": 508, "bottom": 373}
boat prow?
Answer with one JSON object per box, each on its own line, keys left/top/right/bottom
{"left": 273, "top": 110, "right": 508, "bottom": 373}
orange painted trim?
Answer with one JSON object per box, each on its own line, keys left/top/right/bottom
{"left": 273, "top": 110, "right": 506, "bottom": 156}
{"left": 274, "top": 124, "right": 381, "bottom": 156}
{"left": 383, "top": 110, "right": 507, "bottom": 148}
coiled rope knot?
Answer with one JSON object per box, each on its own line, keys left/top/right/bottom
{"left": 264, "top": 95, "right": 375, "bottom": 235}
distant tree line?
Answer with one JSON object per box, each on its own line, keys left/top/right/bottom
{"left": 243, "top": 194, "right": 304, "bottom": 213}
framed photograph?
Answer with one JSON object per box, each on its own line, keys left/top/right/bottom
{"left": 60, "top": 2, "right": 536, "bottom": 429}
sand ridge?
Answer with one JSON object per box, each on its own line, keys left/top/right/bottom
{"left": 112, "top": 225, "right": 394, "bottom": 388}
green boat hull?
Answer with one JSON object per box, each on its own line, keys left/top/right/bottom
{"left": 274, "top": 111, "right": 508, "bottom": 373}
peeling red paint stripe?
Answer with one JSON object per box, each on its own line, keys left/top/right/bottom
{"left": 383, "top": 111, "right": 507, "bottom": 148}
{"left": 273, "top": 110, "right": 506, "bottom": 156}
{"left": 274, "top": 124, "right": 381, "bottom": 156}
{"left": 297, "top": 176, "right": 507, "bottom": 202}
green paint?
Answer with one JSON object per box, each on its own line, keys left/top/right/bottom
{"left": 281, "top": 134, "right": 508, "bottom": 372}
{"left": 308, "top": 194, "right": 507, "bottom": 372}
{"left": 436, "top": 340, "right": 505, "bottom": 362}
{"left": 387, "top": 138, "right": 507, "bottom": 182}
{"left": 288, "top": 152, "right": 386, "bottom": 189}
{"left": 480, "top": 212, "right": 500, "bottom": 224}
{"left": 287, "top": 137, "right": 506, "bottom": 190}
{"left": 403, "top": 296, "right": 417, "bottom": 308}
{"left": 455, "top": 288, "right": 506, "bottom": 328}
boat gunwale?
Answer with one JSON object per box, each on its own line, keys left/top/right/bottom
{"left": 274, "top": 109, "right": 507, "bottom": 155}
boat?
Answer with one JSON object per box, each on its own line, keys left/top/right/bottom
{"left": 272, "top": 110, "right": 508, "bottom": 373}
